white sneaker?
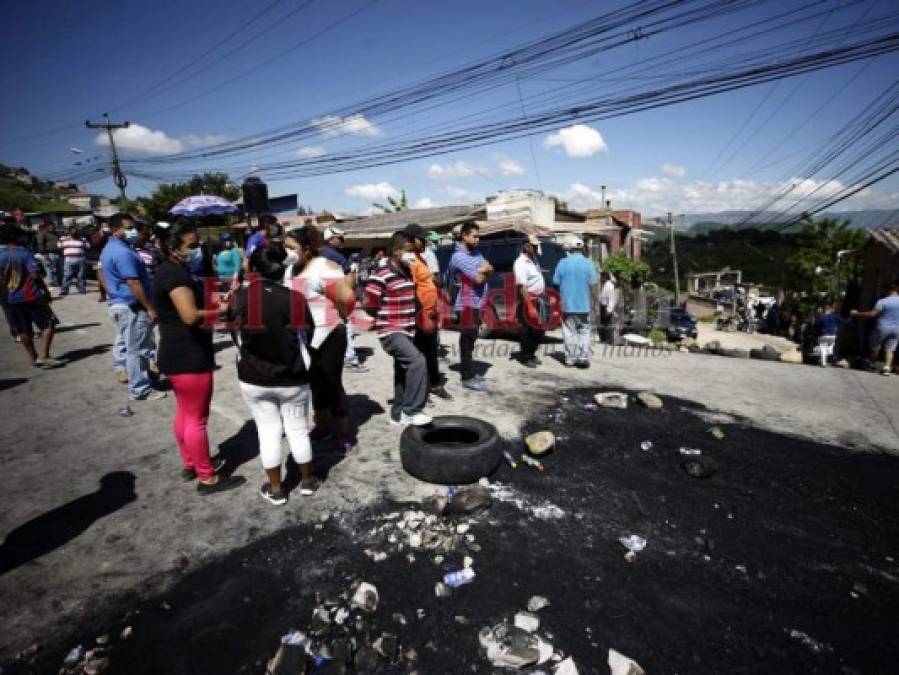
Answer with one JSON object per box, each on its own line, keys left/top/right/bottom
{"left": 400, "top": 412, "right": 432, "bottom": 426}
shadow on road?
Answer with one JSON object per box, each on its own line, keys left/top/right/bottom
{"left": 0, "top": 378, "right": 28, "bottom": 392}
{"left": 0, "top": 472, "right": 136, "bottom": 576}
{"left": 56, "top": 344, "right": 111, "bottom": 364}
{"left": 55, "top": 322, "right": 102, "bottom": 333}
{"left": 217, "top": 421, "right": 259, "bottom": 475}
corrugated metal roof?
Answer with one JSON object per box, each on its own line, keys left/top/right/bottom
{"left": 869, "top": 228, "right": 899, "bottom": 253}
{"left": 343, "top": 204, "right": 481, "bottom": 238}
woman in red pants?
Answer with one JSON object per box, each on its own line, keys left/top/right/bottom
{"left": 154, "top": 222, "right": 244, "bottom": 495}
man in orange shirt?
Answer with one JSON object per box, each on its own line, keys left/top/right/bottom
{"left": 405, "top": 224, "right": 452, "bottom": 400}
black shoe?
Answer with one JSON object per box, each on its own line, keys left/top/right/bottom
{"left": 181, "top": 457, "right": 226, "bottom": 481}
{"left": 196, "top": 475, "right": 246, "bottom": 495}
{"left": 300, "top": 477, "right": 321, "bottom": 496}
{"left": 522, "top": 358, "right": 538, "bottom": 369}
{"left": 576, "top": 361, "right": 590, "bottom": 369}
{"left": 260, "top": 482, "right": 288, "bottom": 506}
{"left": 430, "top": 385, "right": 453, "bottom": 400}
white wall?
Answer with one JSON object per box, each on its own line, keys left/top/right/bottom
{"left": 486, "top": 190, "right": 556, "bottom": 227}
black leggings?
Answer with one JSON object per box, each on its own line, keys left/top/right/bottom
{"left": 309, "top": 324, "right": 348, "bottom": 418}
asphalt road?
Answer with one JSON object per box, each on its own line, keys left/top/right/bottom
{"left": 1, "top": 285, "right": 898, "bottom": 669}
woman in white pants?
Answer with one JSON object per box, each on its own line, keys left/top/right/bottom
{"left": 232, "top": 244, "right": 316, "bottom": 505}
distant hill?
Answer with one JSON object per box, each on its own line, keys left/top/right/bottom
{"left": 0, "top": 164, "right": 81, "bottom": 212}
{"left": 672, "top": 209, "right": 898, "bottom": 235}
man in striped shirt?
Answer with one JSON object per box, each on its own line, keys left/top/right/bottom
{"left": 364, "top": 231, "right": 431, "bottom": 427}
{"left": 59, "top": 225, "right": 87, "bottom": 295}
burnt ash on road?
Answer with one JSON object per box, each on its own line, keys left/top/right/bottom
{"left": 7, "top": 388, "right": 899, "bottom": 674}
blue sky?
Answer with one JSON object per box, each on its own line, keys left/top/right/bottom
{"left": 2, "top": 0, "right": 897, "bottom": 219}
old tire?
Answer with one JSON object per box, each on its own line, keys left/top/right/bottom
{"left": 749, "top": 348, "right": 781, "bottom": 361}
{"left": 718, "top": 347, "right": 749, "bottom": 358}
{"left": 400, "top": 416, "right": 502, "bottom": 485}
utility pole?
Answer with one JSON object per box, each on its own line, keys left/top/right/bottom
{"left": 85, "top": 113, "right": 130, "bottom": 209}
{"left": 668, "top": 211, "right": 681, "bottom": 305}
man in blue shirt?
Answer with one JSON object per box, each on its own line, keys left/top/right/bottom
{"left": 100, "top": 213, "right": 163, "bottom": 400}
{"left": 245, "top": 214, "right": 276, "bottom": 259}
{"left": 553, "top": 239, "right": 598, "bottom": 368}
{"left": 852, "top": 283, "right": 899, "bottom": 375}
{"left": 447, "top": 222, "right": 492, "bottom": 391}
{"left": 0, "top": 223, "right": 62, "bottom": 367}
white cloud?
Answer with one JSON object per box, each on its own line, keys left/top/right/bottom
{"left": 414, "top": 197, "right": 437, "bottom": 208}
{"left": 296, "top": 146, "right": 327, "bottom": 158}
{"left": 560, "top": 176, "right": 899, "bottom": 215}
{"left": 94, "top": 125, "right": 230, "bottom": 154}
{"left": 95, "top": 123, "right": 182, "bottom": 154}
{"left": 312, "top": 113, "right": 380, "bottom": 137}
{"left": 344, "top": 182, "right": 398, "bottom": 200}
{"left": 427, "top": 161, "right": 484, "bottom": 180}
{"left": 543, "top": 124, "right": 607, "bottom": 158}
{"left": 660, "top": 163, "right": 686, "bottom": 178}
{"left": 496, "top": 155, "right": 525, "bottom": 176}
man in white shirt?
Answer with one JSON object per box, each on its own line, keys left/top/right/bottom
{"left": 514, "top": 235, "right": 546, "bottom": 368}
{"left": 600, "top": 271, "right": 617, "bottom": 344}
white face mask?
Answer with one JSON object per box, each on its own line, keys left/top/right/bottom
{"left": 284, "top": 250, "right": 300, "bottom": 266}
{"left": 400, "top": 252, "right": 417, "bottom": 267}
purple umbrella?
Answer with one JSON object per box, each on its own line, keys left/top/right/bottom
{"left": 169, "top": 195, "right": 238, "bottom": 217}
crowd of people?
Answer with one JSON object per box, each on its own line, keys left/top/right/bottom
{"left": 0, "top": 212, "right": 607, "bottom": 505}
{"left": 9, "top": 208, "right": 898, "bottom": 504}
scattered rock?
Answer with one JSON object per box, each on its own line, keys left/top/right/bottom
{"left": 526, "top": 431, "right": 555, "bottom": 455}
{"left": 435, "top": 582, "right": 452, "bottom": 598}
{"left": 682, "top": 456, "right": 719, "bottom": 479}
{"left": 527, "top": 595, "right": 550, "bottom": 613}
{"left": 463, "top": 555, "right": 474, "bottom": 569}
{"left": 83, "top": 657, "right": 110, "bottom": 675}
{"left": 334, "top": 607, "right": 349, "bottom": 625}
{"left": 636, "top": 392, "right": 663, "bottom": 409}
{"left": 836, "top": 358, "right": 851, "bottom": 368}
{"left": 704, "top": 340, "right": 721, "bottom": 353}
{"left": 708, "top": 426, "right": 725, "bottom": 440}
{"left": 718, "top": 347, "right": 749, "bottom": 358}
{"left": 451, "top": 486, "right": 493, "bottom": 514}
{"left": 780, "top": 350, "right": 802, "bottom": 364}
{"left": 95, "top": 635, "right": 109, "bottom": 646}
{"left": 350, "top": 582, "right": 379, "bottom": 612}
{"left": 594, "top": 392, "right": 628, "bottom": 409}
{"left": 480, "top": 624, "right": 543, "bottom": 669}
{"left": 422, "top": 495, "right": 449, "bottom": 516}
{"left": 608, "top": 648, "right": 645, "bottom": 675}
{"left": 63, "top": 645, "right": 84, "bottom": 667}
{"left": 514, "top": 611, "right": 540, "bottom": 633}
{"left": 373, "top": 633, "right": 398, "bottom": 661}
{"left": 555, "top": 656, "right": 580, "bottom": 675}
{"left": 618, "top": 534, "right": 647, "bottom": 553}
{"left": 456, "top": 523, "right": 470, "bottom": 535}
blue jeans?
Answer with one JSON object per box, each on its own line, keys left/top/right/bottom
{"left": 61, "top": 259, "right": 86, "bottom": 294}
{"left": 37, "top": 253, "right": 60, "bottom": 286}
{"left": 109, "top": 304, "right": 154, "bottom": 398}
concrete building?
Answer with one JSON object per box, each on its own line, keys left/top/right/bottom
{"left": 860, "top": 228, "right": 899, "bottom": 308}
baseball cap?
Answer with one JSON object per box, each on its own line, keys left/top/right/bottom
{"left": 426, "top": 230, "right": 441, "bottom": 242}
{"left": 323, "top": 226, "right": 345, "bottom": 240}
{"left": 569, "top": 237, "right": 584, "bottom": 249}
{"left": 155, "top": 221, "right": 171, "bottom": 229}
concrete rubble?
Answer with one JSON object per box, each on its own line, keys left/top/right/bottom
{"left": 594, "top": 392, "right": 628, "bottom": 409}
{"left": 608, "top": 648, "right": 646, "bottom": 675}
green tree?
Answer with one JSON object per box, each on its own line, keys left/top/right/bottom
{"left": 136, "top": 172, "right": 240, "bottom": 223}
{"left": 787, "top": 215, "right": 865, "bottom": 301}
{"left": 372, "top": 189, "right": 408, "bottom": 213}
{"left": 604, "top": 253, "right": 650, "bottom": 286}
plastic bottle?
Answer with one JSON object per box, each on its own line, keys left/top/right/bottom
{"left": 443, "top": 568, "right": 476, "bottom": 588}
